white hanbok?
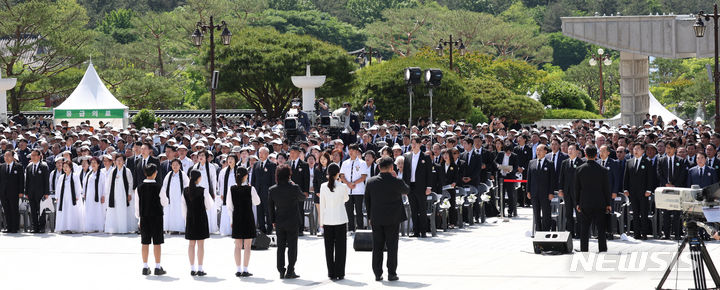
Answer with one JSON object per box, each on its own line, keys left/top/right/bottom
{"left": 48, "top": 169, "right": 63, "bottom": 195}
{"left": 103, "top": 166, "right": 136, "bottom": 234}
{"left": 82, "top": 170, "right": 106, "bottom": 232}
{"left": 217, "top": 166, "right": 237, "bottom": 236}
{"left": 192, "top": 162, "right": 218, "bottom": 233}
{"left": 160, "top": 170, "right": 189, "bottom": 232}
{"left": 54, "top": 172, "right": 85, "bottom": 232}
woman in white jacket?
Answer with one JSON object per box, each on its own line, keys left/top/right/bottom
{"left": 319, "top": 163, "right": 349, "bottom": 280}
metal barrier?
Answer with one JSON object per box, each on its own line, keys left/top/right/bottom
{"left": 400, "top": 195, "right": 411, "bottom": 236}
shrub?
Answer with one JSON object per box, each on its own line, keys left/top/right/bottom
{"left": 544, "top": 109, "right": 603, "bottom": 119}
{"left": 132, "top": 109, "right": 159, "bottom": 129}
{"left": 466, "top": 107, "right": 488, "bottom": 125}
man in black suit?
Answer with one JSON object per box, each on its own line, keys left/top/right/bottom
{"left": 558, "top": 144, "right": 584, "bottom": 237}
{"left": 365, "top": 156, "right": 409, "bottom": 282}
{"left": 496, "top": 145, "right": 519, "bottom": 217}
{"left": 575, "top": 146, "right": 611, "bottom": 252}
{"left": 24, "top": 149, "right": 49, "bottom": 233}
{"left": 459, "top": 137, "right": 484, "bottom": 222}
{"left": 623, "top": 143, "right": 655, "bottom": 240}
{"left": 252, "top": 147, "right": 277, "bottom": 234}
{"left": 688, "top": 152, "right": 718, "bottom": 188}
{"left": 402, "top": 136, "right": 433, "bottom": 238}
{"left": 657, "top": 141, "right": 687, "bottom": 240}
{"left": 514, "top": 135, "right": 532, "bottom": 207}
{"left": 133, "top": 143, "right": 160, "bottom": 189}
{"left": 546, "top": 138, "right": 568, "bottom": 179}
{"left": 287, "top": 145, "right": 310, "bottom": 235}
{"left": 268, "top": 164, "right": 305, "bottom": 279}
{"left": 706, "top": 145, "right": 720, "bottom": 172}
{"left": 0, "top": 151, "right": 25, "bottom": 233}
{"left": 157, "top": 145, "right": 176, "bottom": 182}
{"left": 526, "top": 144, "right": 556, "bottom": 232}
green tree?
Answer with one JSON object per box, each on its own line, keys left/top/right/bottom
{"left": 465, "top": 78, "right": 545, "bottom": 123}
{"left": 346, "top": 0, "right": 419, "bottom": 27}
{"left": 548, "top": 32, "right": 589, "bottom": 70}
{"left": 489, "top": 59, "right": 546, "bottom": 95}
{"left": 537, "top": 79, "right": 595, "bottom": 112}
{"left": 363, "top": 4, "right": 438, "bottom": 57}
{"left": 250, "top": 9, "right": 366, "bottom": 50}
{"left": 97, "top": 8, "right": 137, "bottom": 44}
{"left": 269, "top": 0, "right": 315, "bottom": 10}
{"left": 213, "top": 27, "right": 355, "bottom": 118}
{"left": 132, "top": 108, "right": 160, "bottom": 129}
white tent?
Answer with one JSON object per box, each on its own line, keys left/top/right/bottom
{"left": 53, "top": 63, "right": 128, "bottom": 128}
{"left": 611, "top": 90, "right": 684, "bottom": 126}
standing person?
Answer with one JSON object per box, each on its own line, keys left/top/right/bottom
{"left": 135, "top": 164, "right": 168, "bottom": 276}
{"left": 526, "top": 144, "right": 556, "bottom": 232}
{"left": 287, "top": 145, "right": 310, "bottom": 236}
{"left": 0, "top": 151, "right": 24, "bottom": 233}
{"left": 161, "top": 159, "right": 189, "bottom": 233}
{"left": 496, "top": 145, "right": 518, "bottom": 217}
{"left": 689, "top": 152, "right": 718, "bottom": 187}
{"left": 575, "top": 146, "right": 612, "bottom": 252}
{"left": 623, "top": 143, "right": 655, "bottom": 240}
{"left": 657, "top": 141, "right": 687, "bottom": 240}
{"left": 227, "top": 167, "right": 261, "bottom": 277}
{"left": 402, "top": 136, "right": 433, "bottom": 238}
{"left": 183, "top": 170, "right": 214, "bottom": 277}
{"left": 83, "top": 157, "right": 106, "bottom": 232}
{"left": 251, "top": 147, "right": 276, "bottom": 234}
{"left": 25, "top": 149, "right": 49, "bottom": 233}
{"left": 313, "top": 151, "right": 331, "bottom": 236}
{"left": 104, "top": 153, "right": 135, "bottom": 234}
{"left": 340, "top": 144, "right": 369, "bottom": 232}
{"left": 365, "top": 156, "right": 409, "bottom": 282}
{"left": 363, "top": 98, "right": 376, "bottom": 125}
{"left": 269, "top": 164, "right": 305, "bottom": 279}
{"left": 54, "top": 160, "right": 84, "bottom": 233}
{"left": 435, "top": 149, "right": 459, "bottom": 228}
{"left": 557, "top": 144, "right": 584, "bottom": 237}
{"left": 133, "top": 143, "right": 160, "bottom": 189}
{"left": 192, "top": 150, "right": 218, "bottom": 234}
{"left": 218, "top": 154, "right": 239, "bottom": 236}
{"left": 320, "top": 163, "right": 349, "bottom": 280}
{"left": 514, "top": 135, "right": 532, "bottom": 207}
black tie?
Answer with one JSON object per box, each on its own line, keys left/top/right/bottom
{"left": 602, "top": 160, "right": 606, "bottom": 167}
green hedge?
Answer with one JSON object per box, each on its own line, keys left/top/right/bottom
{"left": 544, "top": 109, "right": 603, "bottom": 119}
{"left": 466, "top": 107, "right": 488, "bottom": 125}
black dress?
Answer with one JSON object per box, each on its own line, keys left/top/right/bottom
{"left": 313, "top": 165, "right": 328, "bottom": 203}
{"left": 184, "top": 186, "right": 210, "bottom": 240}
{"left": 230, "top": 185, "right": 257, "bottom": 239}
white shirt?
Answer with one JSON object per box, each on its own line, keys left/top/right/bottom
{"left": 410, "top": 151, "right": 422, "bottom": 182}
{"left": 319, "top": 181, "right": 350, "bottom": 226}
{"left": 501, "top": 153, "right": 510, "bottom": 176}
{"left": 340, "top": 157, "right": 369, "bottom": 195}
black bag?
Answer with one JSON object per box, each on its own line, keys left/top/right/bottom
{"left": 353, "top": 230, "right": 374, "bottom": 251}
{"left": 252, "top": 231, "right": 270, "bottom": 250}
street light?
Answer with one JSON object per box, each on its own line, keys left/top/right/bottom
{"left": 695, "top": 4, "right": 720, "bottom": 130}
{"left": 191, "top": 16, "right": 231, "bottom": 133}
{"left": 435, "top": 34, "right": 466, "bottom": 71}
{"left": 589, "top": 48, "right": 612, "bottom": 115}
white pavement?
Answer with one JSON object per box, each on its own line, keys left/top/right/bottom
{"left": 3, "top": 207, "right": 720, "bottom": 290}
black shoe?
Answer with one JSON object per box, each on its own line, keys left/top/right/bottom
{"left": 190, "top": 271, "right": 197, "bottom": 276}
{"left": 409, "top": 234, "right": 420, "bottom": 238}
{"left": 330, "top": 276, "right": 337, "bottom": 281}
{"left": 142, "top": 268, "right": 151, "bottom": 275}
{"left": 298, "top": 232, "right": 304, "bottom": 236}
{"left": 375, "top": 276, "right": 383, "bottom": 281}
{"left": 242, "top": 272, "right": 252, "bottom": 277}
{"left": 388, "top": 275, "right": 399, "bottom": 281}
{"left": 196, "top": 271, "right": 206, "bottom": 276}
{"left": 236, "top": 272, "right": 242, "bottom": 277}
{"left": 279, "top": 271, "right": 286, "bottom": 279}
{"left": 420, "top": 233, "right": 428, "bottom": 238}
{"left": 641, "top": 235, "right": 648, "bottom": 240}
{"left": 336, "top": 276, "right": 344, "bottom": 280}
{"left": 154, "top": 267, "right": 166, "bottom": 276}
{"left": 285, "top": 272, "right": 299, "bottom": 279}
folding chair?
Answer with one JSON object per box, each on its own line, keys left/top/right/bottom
{"left": 400, "top": 195, "right": 411, "bottom": 236}
{"left": 426, "top": 193, "right": 440, "bottom": 237}
{"left": 454, "top": 187, "right": 465, "bottom": 229}
{"left": 303, "top": 197, "right": 317, "bottom": 235}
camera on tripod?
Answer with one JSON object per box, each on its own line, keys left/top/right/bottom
{"left": 655, "top": 184, "right": 720, "bottom": 216}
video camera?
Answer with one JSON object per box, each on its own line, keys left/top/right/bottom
{"left": 654, "top": 184, "right": 720, "bottom": 216}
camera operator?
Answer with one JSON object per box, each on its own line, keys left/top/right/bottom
{"left": 362, "top": 98, "right": 376, "bottom": 126}
{"left": 340, "top": 102, "right": 360, "bottom": 145}
{"left": 316, "top": 98, "right": 330, "bottom": 118}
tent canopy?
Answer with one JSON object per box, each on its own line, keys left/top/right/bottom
{"left": 611, "top": 90, "right": 684, "bottom": 126}
{"left": 53, "top": 63, "right": 128, "bottom": 128}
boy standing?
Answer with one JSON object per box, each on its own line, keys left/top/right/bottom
{"left": 135, "top": 163, "right": 169, "bottom": 275}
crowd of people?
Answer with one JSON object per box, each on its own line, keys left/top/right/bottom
{"left": 0, "top": 105, "right": 716, "bottom": 275}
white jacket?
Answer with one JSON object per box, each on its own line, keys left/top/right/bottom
{"left": 319, "top": 180, "right": 350, "bottom": 226}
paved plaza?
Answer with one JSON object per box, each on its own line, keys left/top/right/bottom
{"left": 3, "top": 207, "right": 720, "bottom": 290}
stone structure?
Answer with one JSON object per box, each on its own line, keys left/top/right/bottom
{"left": 0, "top": 71, "right": 17, "bottom": 124}
{"left": 291, "top": 65, "right": 326, "bottom": 113}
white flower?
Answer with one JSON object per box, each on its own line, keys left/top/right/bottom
{"left": 480, "top": 194, "right": 491, "bottom": 202}
{"left": 440, "top": 200, "right": 451, "bottom": 209}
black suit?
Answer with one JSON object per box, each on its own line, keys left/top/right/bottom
{"left": 268, "top": 182, "right": 305, "bottom": 275}
{"left": 514, "top": 144, "right": 532, "bottom": 206}
{"left": 623, "top": 157, "right": 655, "bottom": 238}
{"left": 558, "top": 157, "right": 584, "bottom": 234}
{"left": 0, "top": 162, "right": 25, "bottom": 232}
{"left": 402, "top": 151, "right": 433, "bottom": 236}
{"left": 252, "top": 160, "right": 276, "bottom": 234}
{"left": 435, "top": 160, "right": 460, "bottom": 224}
{"left": 133, "top": 156, "right": 160, "bottom": 189}
{"left": 575, "top": 161, "right": 611, "bottom": 252}
{"left": 657, "top": 155, "right": 688, "bottom": 240}
{"left": 25, "top": 162, "right": 49, "bottom": 232}
{"left": 287, "top": 159, "right": 310, "bottom": 233}
{"left": 365, "top": 172, "right": 409, "bottom": 278}
{"left": 527, "top": 158, "right": 556, "bottom": 231}
{"left": 158, "top": 160, "right": 172, "bottom": 185}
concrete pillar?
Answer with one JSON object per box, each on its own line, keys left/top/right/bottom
{"left": 0, "top": 72, "right": 17, "bottom": 124}
{"left": 619, "top": 51, "right": 649, "bottom": 126}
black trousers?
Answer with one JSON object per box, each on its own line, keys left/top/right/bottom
{"left": 408, "top": 189, "right": 427, "bottom": 235}
{"left": 662, "top": 210, "right": 682, "bottom": 239}
{"left": 323, "top": 223, "right": 347, "bottom": 278}
{"left": 531, "top": 195, "right": 551, "bottom": 231}
{"left": 579, "top": 207, "right": 608, "bottom": 252}
{"left": 276, "top": 227, "right": 299, "bottom": 273}
{"left": 297, "top": 200, "right": 305, "bottom": 234}
{"left": 257, "top": 195, "right": 272, "bottom": 234}
{"left": 1, "top": 193, "right": 19, "bottom": 232}
{"left": 29, "top": 196, "right": 45, "bottom": 232}
{"left": 629, "top": 192, "right": 649, "bottom": 237}
{"left": 563, "top": 195, "right": 576, "bottom": 234}
{"left": 345, "top": 195, "right": 364, "bottom": 231}
{"left": 372, "top": 223, "right": 399, "bottom": 278}
{"left": 503, "top": 181, "right": 517, "bottom": 216}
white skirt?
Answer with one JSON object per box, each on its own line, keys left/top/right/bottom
{"left": 56, "top": 195, "right": 85, "bottom": 233}
{"left": 207, "top": 200, "right": 218, "bottom": 234}
{"left": 219, "top": 205, "right": 232, "bottom": 236}
{"left": 105, "top": 197, "right": 131, "bottom": 234}
{"left": 164, "top": 195, "right": 185, "bottom": 232}
{"left": 83, "top": 198, "right": 105, "bottom": 232}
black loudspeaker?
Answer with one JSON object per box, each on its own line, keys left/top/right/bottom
{"left": 252, "top": 231, "right": 270, "bottom": 250}
{"left": 532, "top": 231, "right": 573, "bottom": 254}
{"left": 353, "top": 230, "right": 374, "bottom": 251}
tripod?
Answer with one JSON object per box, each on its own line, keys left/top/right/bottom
{"left": 657, "top": 220, "right": 720, "bottom": 290}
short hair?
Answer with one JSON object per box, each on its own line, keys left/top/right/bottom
{"left": 348, "top": 143, "right": 360, "bottom": 152}
{"left": 276, "top": 164, "right": 291, "bottom": 184}
{"left": 666, "top": 140, "right": 677, "bottom": 149}
{"left": 144, "top": 163, "right": 157, "bottom": 177}
{"left": 585, "top": 146, "right": 598, "bottom": 158}
{"left": 378, "top": 156, "right": 394, "bottom": 169}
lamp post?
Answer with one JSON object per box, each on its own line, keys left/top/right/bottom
{"left": 354, "top": 47, "right": 382, "bottom": 67}
{"left": 589, "top": 48, "right": 612, "bottom": 115}
{"left": 191, "top": 16, "right": 232, "bottom": 133}
{"left": 435, "top": 34, "right": 466, "bottom": 71}
{"left": 695, "top": 4, "right": 720, "bottom": 130}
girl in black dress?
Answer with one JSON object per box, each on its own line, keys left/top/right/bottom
{"left": 313, "top": 151, "right": 331, "bottom": 236}
{"left": 227, "top": 167, "right": 261, "bottom": 277}
{"left": 183, "top": 170, "right": 213, "bottom": 277}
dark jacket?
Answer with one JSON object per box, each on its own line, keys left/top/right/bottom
{"left": 287, "top": 159, "right": 310, "bottom": 193}
{"left": 575, "top": 161, "right": 611, "bottom": 210}
{"left": 133, "top": 156, "right": 160, "bottom": 189}
{"left": 688, "top": 166, "right": 719, "bottom": 188}
{"left": 137, "top": 181, "right": 163, "bottom": 217}
{"left": 558, "top": 157, "right": 584, "bottom": 200}
{"left": 268, "top": 182, "right": 305, "bottom": 230}
{"left": 459, "top": 149, "right": 483, "bottom": 186}
{"left": 527, "top": 157, "right": 556, "bottom": 198}
{"left": 0, "top": 162, "right": 25, "bottom": 197}
{"left": 657, "top": 155, "right": 688, "bottom": 188}
{"left": 251, "top": 159, "right": 276, "bottom": 198}
{"left": 623, "top": 157, "right": 655, "bottom": 195}
{"left": 25, "top": 162, "right": 49, "bottom": 200}
{"left": 365, "top": 172, "right": 409, "bottom": 226}
{"left": 402, "top": 151, "right": 433, "bottom": 195}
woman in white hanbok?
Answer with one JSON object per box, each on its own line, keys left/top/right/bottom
{"left": 54, "top": 160, "right": 85, "bottom": 233}
{"left": 83, "top": 157, "right": 106, "bottom": 232}
{"left": 48, "top": 158, "right": 65, "bottom": 196}
{"left": 217, "top": 154, "right": 238, "bottom": 236}
{"left": 161, "top": 159, "right": 189, "bottom": 233}
{"left": 104, "top": 154, "right": 136, "bottom": 234}
{"left": 192, "top": 151, "right": 218, "bottom": 234}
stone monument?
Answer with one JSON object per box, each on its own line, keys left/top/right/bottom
{"left": 0, "top": 70, "right": 17, "bottom": 124}
{"left": 291, "top": 65, "right": 326, "bottom": 112}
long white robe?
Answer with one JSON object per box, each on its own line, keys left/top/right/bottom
{"left": 54, "top": 172, "right": 85, "bottom": 233}
{"left": 103, "top": 166, "right": 136, "bottom": 234}
{"left": 217, "top": 166, "right": 237, "bottom": 236}
{"left": 83, "top": 171, "right": 106, "bottom": 232}
{"left": 160, "top": 171, "right": 189, "bottom": 232}
{"left": 192, "top": 162, "right": 218, "bottom": 233}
